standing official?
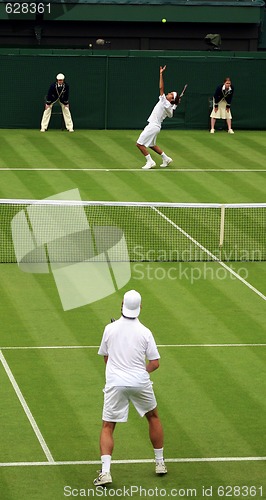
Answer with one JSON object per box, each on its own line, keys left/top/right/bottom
{"left": 94, "top": 290, "right": 167, "bottom": 486}
{"left": 40, "top": 73, "right": 74, "bottom": 132}
{"left": 210, "top": 77, "right": 234, "bottom": 134}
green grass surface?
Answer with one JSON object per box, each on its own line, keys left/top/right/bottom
{"left": 0, "top": 129, "right": 265, "bottom": 203}
{"left": 0, "top": 129, "right": 265, "bottom": 499}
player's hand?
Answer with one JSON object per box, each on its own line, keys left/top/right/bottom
{"left": 214, "top": 106, "right": 218, "bottom": 113}
{"left": 160, "top": 65, "right": 166, "bottom": 73}
{"left": 45, "top": 104, "right": 51, "bottom": 109}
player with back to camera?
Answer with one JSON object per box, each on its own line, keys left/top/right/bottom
{"left": 94, "top": 289, "right": 167, "bottom": 486}
{"left": 210, "top": 77, "right": 234, "bottom": 134}
{"left": 136, "top": 65, "right": 180, "bottom": 169}
{"left": 40, "top": 73, "right": 74, "bottom": 132}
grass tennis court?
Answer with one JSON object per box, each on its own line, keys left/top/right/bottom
{"left": 0, "top": 129, "right": 265, "bottom": 499}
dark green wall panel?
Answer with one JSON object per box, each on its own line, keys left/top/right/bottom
{"left": 0, "top": 53, "right": 266, "bottom": 130}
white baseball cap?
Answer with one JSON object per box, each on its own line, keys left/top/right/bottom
{"left": 56, "top": 73, "right": 65, "bottom": 80}
{"left": 122, "top": 290, "right": 141, "bottom": 318}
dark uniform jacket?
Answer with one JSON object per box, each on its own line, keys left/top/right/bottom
{"left": 46, "top": 82, "right": 70, "bottom": 105}
{"left": 214, "top": 84, "right": 234, "bottom": 109}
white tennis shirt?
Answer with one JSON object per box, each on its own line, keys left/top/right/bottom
{"left": 147, "top": 94, "right": 174, "bottom": 127}
{"left": 98, "top": 316, "right": 160, "bottom": 386}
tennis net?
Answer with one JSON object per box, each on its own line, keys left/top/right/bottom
{"left": 0, "top": 199, "right": 265, "bottom": 264}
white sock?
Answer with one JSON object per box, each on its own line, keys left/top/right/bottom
{"left": 161, "top": 152, "right": 167, "bottom": 160}
{"left": 145, "top": 154, "right": 152, "bottom": 162}
{"left": 101, "top": 454, "right": 111, "bottom": 473}
{"left": 154, "top": 448, "right": 164, "bottom": 463}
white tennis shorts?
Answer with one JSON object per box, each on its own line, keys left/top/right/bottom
{"left": 136, "top": 123, "right": 161, "bottom": 147}
{"left": 102, "top": 382, "right": 157, "bottom": 422}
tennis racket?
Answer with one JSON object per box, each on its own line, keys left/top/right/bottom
{"left": 179, "top": 84, "right": 188, "bottom": 98}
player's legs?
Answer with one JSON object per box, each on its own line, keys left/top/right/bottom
{"left": 94, "top": 387, "right": 129, "bottom": 486}
{"left": 94, "top": 421, "right": 115, "bottom": 486}
{"left": 99, "top": 421, "right": 116, "bottom": 455}
{"left": 150, "top": 145, "right": 163, "bottom": 155}
{"left": 145, "top": 407, "right": 167, "bottom": 474}
{"left": 150, "top": 145, "right": 173, "bottom": 167}
{"left": 136, "top": 124, "right": 159, "bottom": 169}
{"left": 136, "top": 143, "right": 149, "bottom": 156}
{"left": 125, "top": 386, "right": 167, "bottom": 474}
{"left": 145, "top": 407, "right": 164, "bottom": 449}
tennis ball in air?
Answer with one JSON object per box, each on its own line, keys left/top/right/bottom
{"left": 162, "top": 18, "right": 167, "bottom": 23}
{"left": 96, "top": 38, "right": 105, "bottom": 45}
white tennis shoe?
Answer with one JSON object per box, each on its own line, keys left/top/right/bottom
{"left": 93, "top": 471, "right": 112, "bottom": 486}
{"left": 142, "top": 160, "right": 156, "bottom": 170}
{"left": 160, "top": 157, "right": 173, "bottom": 168}
{"left": 210, "top": 129, "right": 215, "bottom": 134}
{"left": 228, "top": 129, "right": 234, "bottom": 134}
{"left": 155, "top": 462, "right": 168, "bottom": 474}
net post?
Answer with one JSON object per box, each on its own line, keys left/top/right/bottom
{"left": 219, "top": 204, "right": 225, "bottom": 261}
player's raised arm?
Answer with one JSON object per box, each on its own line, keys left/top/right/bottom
{"left": 159, "top": 65, "right": 166, "bottom": 95}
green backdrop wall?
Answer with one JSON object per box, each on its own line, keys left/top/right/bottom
{"left": 1, "top": 51, "right": 266, "bottom": 130}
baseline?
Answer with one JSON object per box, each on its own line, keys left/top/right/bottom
{"left": 0, "top": 456, "right": 266, "bottom": 468}
{"left": 0, "top": 168, "right": 265, "bottom": 172}
{"left": 1, "top": 343, "right": 266, "bottom": 350}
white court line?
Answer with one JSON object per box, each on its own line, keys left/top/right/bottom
{"left": 158, "top": 343, "right": 266, "bottom": 347}
{"left": 153, "top": 207, "right": 266, "bottom": 302}
{"left": 0, "top": 350, "right": 55, "bottom": 463}
{"left": 0, "top": 168, "right": 266, "bottom": 172}
{"left": 0, "top": 345, "right": 99, "bottom": 350}
{"left": 1, "top": 344, "right": 265, "bottom": 470}
{"left": 0, "top": 456, "right": 266, "bottom": 467}
{"left": 1, "top": 343, "right": 266, "bottom": 350}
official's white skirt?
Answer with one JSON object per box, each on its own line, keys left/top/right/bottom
{"left": 210, "top": 99, "right": 232, "bottom": 120}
